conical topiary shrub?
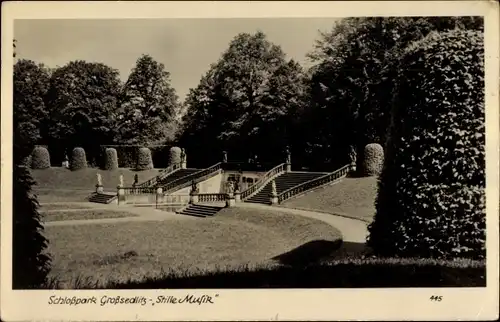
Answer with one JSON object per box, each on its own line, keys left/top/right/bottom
{"left": 169, "top": 146, "right": 181, "bottom": 166}
{"left": 104, "top": 148, "right": 118, "bottom": 170}
{"left": 71, "top": 147, "right": 87, "bottom": 171}
{"left": 363, "top": 143, "right": 384, "bottom": 176}
{"left": 31, "top": 146, "right": 50, "bottom": 169}
{"left": 136, "top": 147, "right": 153, "bottom": 170}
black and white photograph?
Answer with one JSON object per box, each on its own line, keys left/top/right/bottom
{"left": 1, "top": 1, "right": 499, "bottom": 321}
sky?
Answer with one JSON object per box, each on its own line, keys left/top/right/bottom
{"left": 15, "top": 18, "right": 339, "bottom": 102}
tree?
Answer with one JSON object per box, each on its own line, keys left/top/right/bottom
{"left": 119, "top": 54, "right": 180, "bottom": 145}
{"left": 45, "top": 60, "right": 122, "bottom": 165}
{"left": 12, "top": 163, "right": 52, "bottom": 288}
{"left": 13, "top": 59, "right": 50, "bottom": 164}
{"left": 304, "top": 17, "right": 484, "bottom": 169}
{"left": 179, "top": 31, "right": 301, "bottom": 165}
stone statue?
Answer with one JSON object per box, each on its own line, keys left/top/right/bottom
{"left": 271, "top": 180, "right": 277, "bottom": 196}
{"left": 222, "top": 151, "right": 228, "bottom": 163}
{"left": 180, "top": 148, "right": 186, "bottom": 163}
{"left": 119, "top": 174, "right": 124, "bottom": 187}
{"left": 285, "top": 146, "right": 291, "bottom": 164}
{"left": 96, "top": 173, "right": 102, "bottom": 186}
{"left": 133, "top": 173, "right": 139, "bottom": 187}
{"left": 234, "top": 181, "right": 240, "bottom": 193}
{"left": 227, "top": 181, "right": 234, "bottom": 194}
{"left": 349, "top": 145, "right": 357, "bottom": 164}
{"left": 191, "top": 180, "right": 199, "bottom": 194}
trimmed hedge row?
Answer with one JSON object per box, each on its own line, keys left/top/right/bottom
{"left": 26, "top": 145, "right": 179, "bottom": 170}
{"left": 368, "top": 29, "right": 485, "bottom": 259}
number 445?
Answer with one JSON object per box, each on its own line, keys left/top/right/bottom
{"left": 430, "top": 295, "right": 443, "bottom": 301}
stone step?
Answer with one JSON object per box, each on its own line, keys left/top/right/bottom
{"left": 178, "top": 204, "right": 223, "bottom": 218}
{"left": 88, "top": 193, "right": 116, "bottom": 204}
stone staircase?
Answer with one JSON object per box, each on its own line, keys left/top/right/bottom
{"left": 88, "top": 192, "right": 117, "bottom": 204}
{"left": 245, "top": 171, "right": 327, "bottom": 205}
{"left": 176, "top": 204, "right": 223, "bottom": 218}
{"left": 157, "top": 168, "right": 200, "bottom": 186}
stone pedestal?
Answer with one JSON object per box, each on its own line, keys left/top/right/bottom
{"left": 350, "top": 163, "right": 357, "bottom": 172}
{"left": 190, "top": 193, "right": 199, "bottom": 204}
{"left": 96, "top": 184, "right": 104, "bottom": 194}
{"left": 156, "top": 187, "right": 164, "bottom": 204}
{"left": 181, "top": 161, "right": 187, "bottom": 169}
{"left": 270, "top": 194, "right": 279, "bottom": 205}
{"left": 226, "top": 197, "right": 235, "bottom": 208}
{"left": 117, "top": 185, "right": 125, "bottom": 205}
{"left": 286, "top": 163, "right": 291, "bottom": 172}
{"left": 234, "top": 191, "right": 241, "bottom": 202}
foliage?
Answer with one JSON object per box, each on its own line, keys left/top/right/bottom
{"left": 31, "top": 146, "right": 51, "bottom": 169}
{"left": 13, "top": 59, "right": 51, "bottom": 164}
{"left": 118, "top": 54, "right": 180, "bottom": 145}
{"left": 13, "top": 164, "right": 52, "bottom": 288}
{"left": 169, "top": 146, "right": 182, "bottom": 165}
{"left": 104, "top": 148, "right": 119, "bottom": 170}
{"left": 304, "top": 17, "right": 484, "bottom": 169}
{"left": 45, "top": 60, "right": 122, "bottom": 165}
{"left": 363, "top": 143, "right": 384, "bottom": 176}
{"left": 136, "top": 147, "right": 154, "bottom": 170}
{"left": 367, "top": 29, "right": 485, "bottom": 259}
{"left": 71, "top": 147, "right": 88, "bottom": 170}
{"left": 179, "top": 31, "right": 306, "bottom": 166}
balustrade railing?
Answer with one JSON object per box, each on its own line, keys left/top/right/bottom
{"left": 277, "top": 164, "right": 350, "bottom": 204}
{"left": 198, "top": 193, "right": 228, "bottom": 203}
{"left": 137, "top": 162, "right": 182, "bottom": 188}
{"left": 240, "top": 163, "right": 286, "bottom": 200}
{"left": 123, "top": 186, "right": 157, "bottom": 195}
{"left": 162, "top": 162, "right": 223, "bottom": 193}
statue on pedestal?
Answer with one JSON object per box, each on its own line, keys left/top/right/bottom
{"left": 96, "top": 173, "right": 102, "bottom": 186}
{"left": 119, "top": 174, "right": 124, "bottom": 188}
{"left": 180, "top": 148, "right": 186, "bottom": 164}
{"left": 271, "top": 180, "right": 277, "bottom": 197}
{"left": 222, "top": 151, "right": 228, "bottom": 163}
{"left": 285, "top": 146, "right": 291, "bottom": 164}
{"left": 190, "top": 180, "right": 199, "bottom": 195}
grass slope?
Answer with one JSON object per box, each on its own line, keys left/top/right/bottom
{"left": 31, "top": 167, "right": 161, "bottom": 202}
{"left": 44, "top": 207, "right": 342, "bottom": 288}
{"left": 280, "top": 177, "right": 378, "bottom": 222}
{"left": 41, "top": 210, "right": 138, "bottom": 222}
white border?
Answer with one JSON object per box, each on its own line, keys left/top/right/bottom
{"left": 1, "top": 1, "right": 499, "bottom": 321}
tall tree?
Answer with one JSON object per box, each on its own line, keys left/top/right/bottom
{"left": 304, "top": 16, "right": 484, "bottom": 169}
{"left": 119, "top": 54, "right": 180, "bottom": 145}
{"left": 45, "top": 60, "right": 122, "bottom": 164}
{"left": 180, "top": 31, "right": 301, "bottom": 165}
{"left": 13, "top": 59, "right": 50, "bottom": 164}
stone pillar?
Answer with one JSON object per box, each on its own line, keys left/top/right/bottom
{"left": 226, "top": 193, "right": 235, "bottom": 208}
{"left": 156, "top": 187, "right": 164, "bottom": 205}
{"left": 117, "top": 185, "right": 125, "bottom": 205}
{"left": 190, "top": 192, "right": 199, "bottom": 204}
{"left": 234, "top": 190, "right": 241, "bottom": 202}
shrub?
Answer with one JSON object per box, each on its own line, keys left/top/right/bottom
{"left": 363, "top": 143, "right": 384, "bottom": 176}
{"left": 71, "top": 147, "right": 87, "bottom": 170}
{"left": 13, "top": 164, "right": 51, "bottom": 288}
{"left": 169, "top": 146, "right": 181, "bottom": 166}
{"left": 104, "top": 148, "right": 118, "bottom": 170}
{"left": 367, "top": 29, "right": 485, "bottom": 259}
{"left": 31, "top": 146, "right": 50, "bottom": 169}
{"left": 136, "top": 147, "right": 153, "bottom": 170}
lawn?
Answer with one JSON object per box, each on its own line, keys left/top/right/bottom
{"left": 40, "top": 203, "right": 93, "bottom": 211}
{"left": 44, "top": 207, "right": 342, "bottom": 288}
{"left": 280, "top": 177, "right": 378, "bottom": 222}
{"left": 31, "top": 167, "right": 162, "bottom": 190}
{"left": 41, "top": 210, "right": 138, "bottom": 222}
